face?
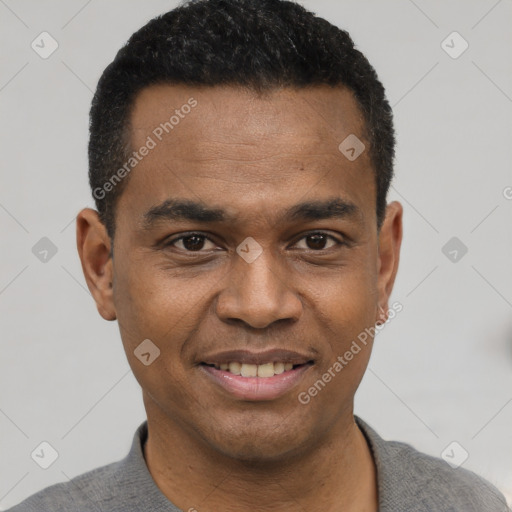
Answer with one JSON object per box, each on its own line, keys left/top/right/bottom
{"left": 78, "top": 84, "right": 402, "bottom": 462}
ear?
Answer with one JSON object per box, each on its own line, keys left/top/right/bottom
{"left": 375, "top": 201, "right": 403, "bottom": 325}
{"left": 76, "top": 208, "right": 116, "bottom": 321}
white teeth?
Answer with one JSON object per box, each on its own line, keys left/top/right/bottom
{"left": 228, "top": 362, "right": 241, "bottom": 375}
{"left": 214, "top": 361, "right": 300, "bottom": 377}
{"left": 241, "top": 363, "right": 258, "bottom": 377}
{"left": 273, "top": 362, "right": 285, "bottom": 375}
{"left": 257, "top": 362, "right": 275, "bottom": 377}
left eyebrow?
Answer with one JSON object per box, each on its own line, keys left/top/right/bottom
{"left": 284, "top": 197, "right": 361, "bottom": 223}
{"left": 142, "top": 196, "right": 362, "bottom": 229}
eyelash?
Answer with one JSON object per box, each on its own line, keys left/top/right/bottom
{"left": 163, "top": 231, "right": 345, "bottom": 252}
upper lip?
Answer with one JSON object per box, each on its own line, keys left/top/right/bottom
{"left": 200, "top": 349, "right": 315, "bottom": 366}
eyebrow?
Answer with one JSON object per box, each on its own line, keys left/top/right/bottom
{"left": 142, "top": 197, "right": 361, "bottom": 229}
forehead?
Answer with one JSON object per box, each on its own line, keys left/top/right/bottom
{"left": 130, "top": 83, "right": 367, "bottom": 154}
{"left": 120, "top": 84, "right": 375, "bottom": 227}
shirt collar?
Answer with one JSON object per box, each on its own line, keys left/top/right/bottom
{"left": 119, "top": 416, "right": 386, "bottom": 510}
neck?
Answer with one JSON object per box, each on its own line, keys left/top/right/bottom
{"left": 143, "top": 407, "right": 378, "bottom": 512}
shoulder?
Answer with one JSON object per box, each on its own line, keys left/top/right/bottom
{"left": 6, "top": 422, "right": 154, "bottom": 512}
{"left": 384, "top": 437, "right": 509, "bottom": 511}
{"left": 6, "top": 459, "right": 125, "bottom": 512}
{"left": 355, "top": 416, "right": 510, "bottom": 512}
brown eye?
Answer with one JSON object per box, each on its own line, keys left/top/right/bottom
{"left": 181, "top": 235, "right": 206, "bottom": 251}
{"left": 167, "top": 234, "right": 218, "bottom": 252}
{"left": 295, "top": 232, "right": 340, "bottom": 251}
{"left": 307, "top": 233, "right": 328, "bottom": 250}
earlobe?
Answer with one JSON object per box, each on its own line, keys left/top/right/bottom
{"left": 375, "top": 201, "right": 403, "bottom": 325}
{"left": 76, "top": 208, "right": 117, "bottom": 321}
{"left": 375, "top": 304, "right": 389, "bottom": 326}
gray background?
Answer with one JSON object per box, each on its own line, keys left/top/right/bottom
{"left": 1, "top": 0, "right": 511, "bottom": 508}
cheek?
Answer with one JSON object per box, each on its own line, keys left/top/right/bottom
{"left": 310, "top": 257, "right": 378, "bottom": 389}
{"left": 112, "top": 257, "right": 212, "bottom": 394}
{"left": 112, "top": 261, "right": 199, "bottom": 411}
{"left": 321, "top": 258, "right": 378, "bottom": 328}
{"left": 113, "top": 255, "right": 199, "bottom": 342}
{"left": 311, "top": 281, "right": 376, "bottom": 410}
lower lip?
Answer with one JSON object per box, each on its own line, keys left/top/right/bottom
{"left": 200, "top": 364, "right": 313, "bottom": 401}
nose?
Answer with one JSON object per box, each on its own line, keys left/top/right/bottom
{"left": 215, "top": 250, "right": 303, "bottom": 329}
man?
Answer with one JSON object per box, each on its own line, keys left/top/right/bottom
{"left": 8, "top": 0, "right": 509, "bottom": 511}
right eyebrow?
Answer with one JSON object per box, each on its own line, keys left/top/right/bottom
{"left": 142, "top": 198, "right": 229, "bottom": 229}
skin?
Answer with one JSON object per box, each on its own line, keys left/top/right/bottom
{"left": 77, "top": 84, "right": 403, "bottom": 512}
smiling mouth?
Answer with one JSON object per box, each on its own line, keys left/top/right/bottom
{"left": 201, "top": 361, "right": 314, "bottom": 378}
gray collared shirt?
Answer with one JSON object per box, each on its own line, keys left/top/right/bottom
{"left": 7, "top": 416, "right": 510, "bottom": 511}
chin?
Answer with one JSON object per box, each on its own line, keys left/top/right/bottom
{"left": 216, "top": 438, "right": 306, "bottom": 464}
{"left": 200, "top": 416, "right": 316, "bottom": 463}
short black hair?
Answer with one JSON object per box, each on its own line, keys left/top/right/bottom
{"left": 89, "top": 0, "right": 395, "bottom": 239}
